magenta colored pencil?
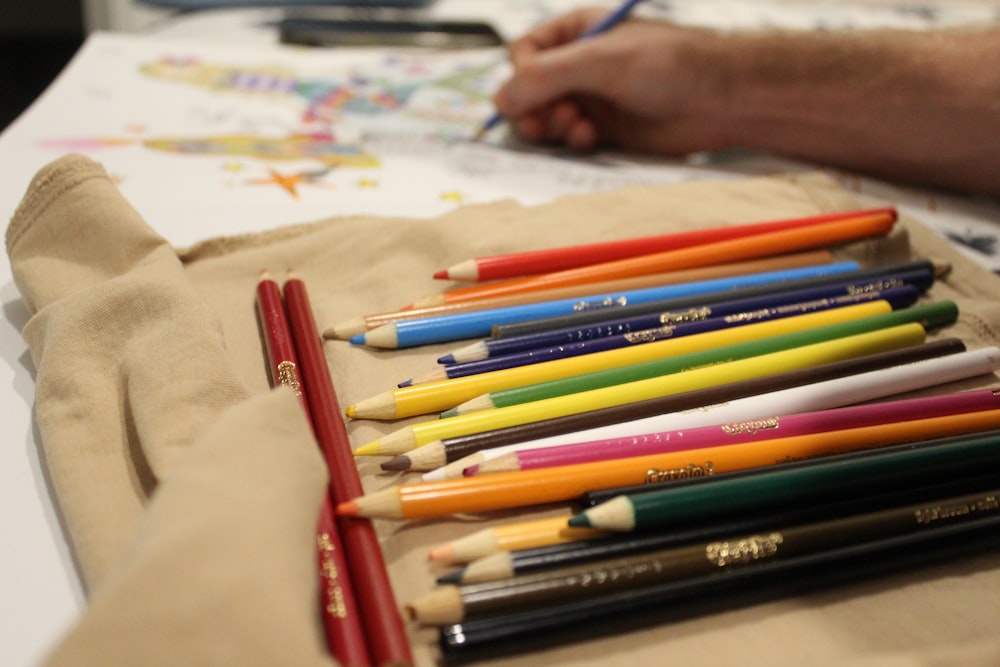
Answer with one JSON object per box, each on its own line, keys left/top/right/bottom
{"left": 464, "top": 388, "right": 1000, "bottom": 476}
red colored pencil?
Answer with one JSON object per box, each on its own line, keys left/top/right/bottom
{"left": 282, "top": 271, "right": 414, "bottom": 667}
{"left": 255, "top": 270, "right": 371, "bottom": 667}
{"left": 431, "top": 210, "right": 897, "bottom": 305}
{"left": 434, "top": 206, "right": 896, "bottom": 282}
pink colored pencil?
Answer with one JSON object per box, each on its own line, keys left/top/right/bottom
{"left": 464, "top": 388, "right": 1000, "bottom": 476}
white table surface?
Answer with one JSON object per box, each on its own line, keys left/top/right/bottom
{"left": 3, "top": 2, "right": 999, "bottom": 665}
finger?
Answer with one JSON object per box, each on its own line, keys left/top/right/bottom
{"left": 545, "top": 100, "right": 582, "bottom": 141}
{"left": 566, "top": 118, "right": 600, "bottom": 152}
{"left": 496, "top": 37, "right": 626, "bottom": 118}
{"left": 508, "top": 8, "right": 608, "bottom": 65}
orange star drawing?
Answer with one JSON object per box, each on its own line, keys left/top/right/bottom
{"left": 247, "top": 167, "right": 333, "bottom": 199}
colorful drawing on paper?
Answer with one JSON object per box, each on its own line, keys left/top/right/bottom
{"left": 37, "top": 51, "right": 505, "bottom": 200}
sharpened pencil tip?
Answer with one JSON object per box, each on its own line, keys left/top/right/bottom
{"left": 352, "top": 441, "right": 381, "bottom": 456}
{"left": 437, "top": 354, "right": 456, "bottom": 365}
{"left": 336, "top": 500, "right": 359, "bottom": 516}
{"left": 380, "top": 455, "right": 411, "bottom": 471}
{"left": 428, "top": 545, "right": 454, "bottom": 563}
{"left": 462, "top": 464, "right": 479, "bottom": 477}
{"left": 440, "top": 407, "right": 459, "bottom": 418}
{"left": 433, "top": 269, "right": 449, "bottom": 280}
{"left": 567, "top": 513, "right": 590, "bottom": 529}
{"left": 344, "top": 405, "right": 357, "bottom": 419}
{"left": 435, "top": 569, "right": 463, "bottom": 585}
{"left": 397, "top": 379, "right": 413, "bottom": 388}
{"left": 348, "top": 333, "right": 366, "bottom": 346}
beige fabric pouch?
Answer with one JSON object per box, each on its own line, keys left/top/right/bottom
{"left": 8, "top": 153, "right": 1000, "bottom": 666}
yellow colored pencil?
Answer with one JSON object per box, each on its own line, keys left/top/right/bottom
{"left": 346, "top": 300, "right": 892, "bottom": 420}
{"left": 427, "top": 516, "right": 607, "bottom": 565}
{"left": 353, "top": 322, "right": 927, "bottom": 456}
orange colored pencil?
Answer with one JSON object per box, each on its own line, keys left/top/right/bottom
{"left": 432, "top": 211, "right": 896, "bottom": 305}
{"left": 337, "top": 408, "right": 1000, "bottom": 520}
{"left": 434, "top": 207, "right": 896, "bottom": 282}
{"left": 326, "top": 251, "right": 835, "bottom": 339}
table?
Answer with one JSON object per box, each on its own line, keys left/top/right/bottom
{"left": 3, "top": 2, "right": 999, "bottom": 665}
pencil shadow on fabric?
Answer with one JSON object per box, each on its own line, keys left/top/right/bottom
{"left": 439, "top": 529, "right": 1000, "bottom": 664}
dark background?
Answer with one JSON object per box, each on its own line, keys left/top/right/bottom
{"left": 0, "top": 0, "right": 86, "bottom": 131}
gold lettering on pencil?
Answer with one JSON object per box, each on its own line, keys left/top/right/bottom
{"left": 723, "top": 307, "right": 775, "bottom": 324}
{"left": 645, "top": 462, "right": 714, "bottom": 484}
{"left": 572, "top": 296, "right": 629, "bottom": 312}
{"left": 659, "top": 307, "right": 712, "bottom": 325}
{"left": 623, "top": 326, "right": 675, "bottom": 343}
{"left": 317, "top": 533, "right": 348, "bottom": 619}
{"left": 845, "top": 278, "right": 903, "bottom": 295}
{"left": 721, "top": 417, "right": 781, "bottom": 435}
{"left": 706, "top": 533, "right": 784, "bottom": 567}
{"left": 914, "top": 495, "right": 1000, "bottom": 525}
{"left": 568, "top": 560, "right": 665, "bottom": 589}
{"left": 276, "top": 361, "right": 303, "bottom": 397}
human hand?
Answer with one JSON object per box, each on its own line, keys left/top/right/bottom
{"left": 492, "top": 8, "right": 733, "bottom": 155}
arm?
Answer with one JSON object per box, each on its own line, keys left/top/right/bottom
{"left": 494, "top": 9, "right": 1000, "bottom": 197}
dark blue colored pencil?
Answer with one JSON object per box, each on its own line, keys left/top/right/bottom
{"left": 438, "top": 279, "right": 927, "bottom": 365}
{"left": 410, "top": 285, "right": 918, "bottom": 382}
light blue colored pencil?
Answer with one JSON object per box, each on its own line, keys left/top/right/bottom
{"left": 349, "top": 261, "right": 861, "bottom": 348}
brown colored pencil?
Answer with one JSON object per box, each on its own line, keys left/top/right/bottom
{"left": 381, "top": 339, "right": 966, "bottom": 475}
{"left": 256, "top": 270, "right": 371, "bottom": 667}
{"left": 283, "top": 272, "right": 413, "bottom": 667}
{"left": 407, "top": 486, "right": 1000, "bottom": 625}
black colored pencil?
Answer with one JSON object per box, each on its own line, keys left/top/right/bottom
{"left": 439, "top": 512, "right": 1000, "bottom": 661}
{"left": 412, "top": 486, "right": 1000, "bottom": 626}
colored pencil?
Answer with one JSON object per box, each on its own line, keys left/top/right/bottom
{"left": 414, "top": 285, "right": 917, "bottom": 383}
{"left": 336, "top": 408, "right": 1000, "bottom": 520}
{"left": 571, "top": 426, "right": 1000, "bottom": 532}
{"left": 282, "top": 273, "right": 413, "bottom": 667}
{"left": 426, "top": 516, "right": 607, "bottom": 565}
{"left": 467, "top": 388, "right": 1000, "bottom": 476}
{"left": 351, "top": 261, "right": 861, "bottom": 349}
{"left": 441, "top": 345, "right": 1000, "bottom": 480}
{"left": 439, "top": 513, "right": 1000, "bottom": 658}
{"left": 422, "top": 211, "right": 896, "bottom": 305}
{"left": 353, "top": 321, "right": 930, "bottom": 457}
{"left": 473, "top": 0, "right": 647, "bottom": 142}
{"left": 446, "top": 301, "right": 955, "bottom": 417}
{"left": 438, "top": 278, "right": 915, "bottom": 365}
{"left": 381, "top": 339, "right": 966, "bottom": 474}
{"left": 329, "top": 251, "right": 836, "bottom": 339}
{"left": 434, "top": 208, "right": 896, "bottom": 282}
{"left": 409, "top": 485, "right": 1000, "bottom": 625}
{"left": 349, "top": 299, "right": 896, "bottom": 422}
{"left": 490, "top": 259, "right": 946, "bottom": 339}
{"left": 441, "top": 472, "right": 1000, "bottom": 584}
{"left": 433, "top": 435, "right": 999, "bottom": 566}
{"left": 256, "top": 270, "right": 371, "bottom": 667}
